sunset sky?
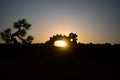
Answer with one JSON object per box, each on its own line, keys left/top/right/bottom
{"left": 0, "top": 0, "right": 120, "bottom": 44}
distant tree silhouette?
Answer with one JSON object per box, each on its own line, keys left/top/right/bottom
{"left": 0, "top": 19, "right": 34, "bottom": 44}
{"left": 45, "top": 32, "right": 78, "bottom": 47}
{"left": 69, "top": 32, "right": 78, "bottom": 46}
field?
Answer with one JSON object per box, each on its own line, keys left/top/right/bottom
{"left": 0, "top": 44, "right": 120, "bottom": 79}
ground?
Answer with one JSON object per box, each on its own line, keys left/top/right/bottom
{"left": 0, "top": 44, "right": 120, "bottom": 79}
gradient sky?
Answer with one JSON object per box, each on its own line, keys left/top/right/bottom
{"left": 0, "top": 0, "right": 120, "bottom": 44}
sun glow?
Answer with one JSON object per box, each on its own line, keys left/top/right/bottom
{"left": 54, "top": 40, "right": 67, "bottom": 47}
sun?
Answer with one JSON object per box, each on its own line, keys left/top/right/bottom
{"left": 54, "top": 40, "right": 67, "bottom": 47}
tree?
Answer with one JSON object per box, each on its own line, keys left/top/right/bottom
{"left": 0, "top": 28, "right": 12, "bottom": 43}
{"left": 0, "top": 19, "right": 34, "bottom": 44}
{"left": 69, "top": 32, "right": 78, "bottom": 45}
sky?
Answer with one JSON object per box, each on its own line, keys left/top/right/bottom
{"left": 0, "top": 0, "right": 120, "bottom": 44}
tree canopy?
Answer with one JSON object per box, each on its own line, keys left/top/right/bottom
{"left": 0, "top": 19, "right": 34, "bottom": 44}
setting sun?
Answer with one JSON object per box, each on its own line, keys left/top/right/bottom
{"left": 54, "top": 40, "right": 67, "bottom": 47}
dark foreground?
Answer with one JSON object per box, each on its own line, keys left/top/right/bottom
{"left": 0, "top": 44, "right": 120, "bottom": 80}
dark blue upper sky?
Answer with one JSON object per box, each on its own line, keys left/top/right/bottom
{"left": 0, "top": 0, "right": 120, "bottom": 44}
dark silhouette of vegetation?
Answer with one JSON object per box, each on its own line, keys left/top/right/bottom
{"left": 69, "top": 32, "right": 78, "bottom": 45}
{"left": 45, "top": 32, "right": 78, "bottom": 46}
{"left": 0, "top": 19, "right": 34, "bottom": 44}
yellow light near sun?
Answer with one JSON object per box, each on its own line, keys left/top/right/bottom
{"left": 54, "top": 40, "right": 67, "bottom": 47}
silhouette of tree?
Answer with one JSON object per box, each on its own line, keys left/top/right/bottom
{"left": 0, "top": 28, "right": 12, "bottom": 43}
{"left": 69, "top": 32, "right": 78, "bottom": 45}
{"left": 0, "top": 19, "right": 34, "bottom": 44}
{"left": 45, "top": 32, "right": 78, "bottom": 47}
